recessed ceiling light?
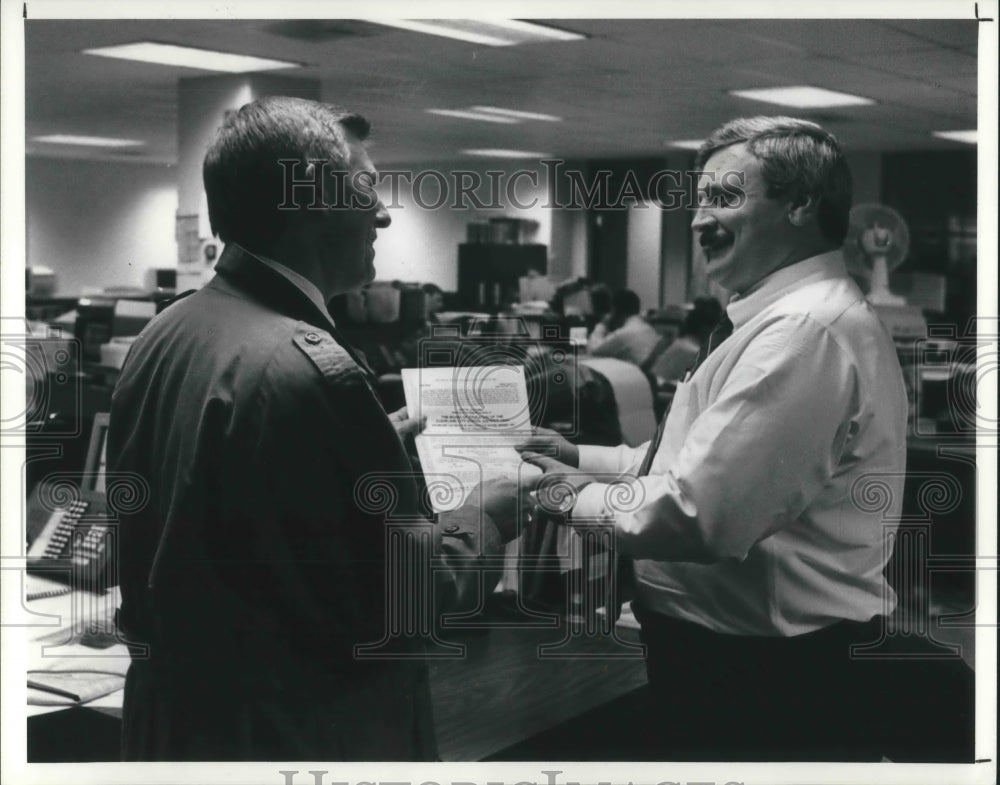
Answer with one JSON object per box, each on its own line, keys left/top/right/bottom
{"left": 462, "top": 149, "right": 552, "bottom": 159}
{"left": 665, "top": 139, "right": 704, "bottom": 150}
{"left": 730, "top": 86, "right": 874, "bottom": 108}
{"left": 31, "top": 134, "right": 144, "bottom": 148}
{"left": 470, "top": 106, "right": 562, "bottom": 122}
{"left": 362, "top": 19, "right": 585, "bottom": 47}
{"left": 426, "top": 109, "right": 520, "bottom": 124}
{"left": 83, "top": 42, "right": 300, "bottom": 73}
{"left": 933, "top": 130, "right": 977, "bottom": 144}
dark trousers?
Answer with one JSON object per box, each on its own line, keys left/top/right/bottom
{"left": 631, "top": 603, "right": 975, "bottom": 762}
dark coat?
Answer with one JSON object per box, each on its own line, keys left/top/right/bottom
{"left": 109, "top": 244, "right": 506, "bottom": 761}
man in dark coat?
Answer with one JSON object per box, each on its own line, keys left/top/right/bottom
{"left": 108, "top": 96, "right": 524, "bottom": 761}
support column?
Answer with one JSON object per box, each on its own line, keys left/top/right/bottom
{"left": 660, "top": 152, "right": 694, "bottom": 307}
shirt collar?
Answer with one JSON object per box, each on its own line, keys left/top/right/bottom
{"left": 726, "top": 249, "right": 848, "bottom": 330}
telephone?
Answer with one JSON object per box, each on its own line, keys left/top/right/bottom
{"left": 26, "top": 481, "right": 114, "bottom": 589}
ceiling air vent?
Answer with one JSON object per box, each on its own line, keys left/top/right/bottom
{"left": 263, "top": 20, "right": 384, "bottom": 43}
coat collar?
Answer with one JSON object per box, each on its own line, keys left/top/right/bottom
{"left": 213, "top": 243, "right": 376, "bottom": 377}
{"left": 214, "top": 243, "right": 337, "bottom": 332}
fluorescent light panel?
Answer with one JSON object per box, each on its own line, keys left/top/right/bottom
{"left": 730, "top": 85, "right": 874, "bottom": 108}
{"left": 666, "top": 139, "right": 704, "bottom": 150}
{"left": 933, "top": 130, "right": 977, "bottom": 144}
{"left": 83, "top": 42, "right": 300, "bottom": 73}
{"left": 471, "top": 106, "right": 561, "bottom": 122}
{"left": 363, "top": 19, "right": 584, "bottom": 46}
{"left": 462, "top": 149, "right": 551, "bottom": 159}
{"left": 426, "top": 109, "right": 519, "bottom": 124}
{"left": 32, "top": 134, "right": 144, "bottom": 147}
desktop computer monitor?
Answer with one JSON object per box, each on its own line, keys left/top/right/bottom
{"left": 112, "top": 298, "right": 157, "bottom": 338}
{"left": 154, "top": 268, "right": 177, "bottom": 290}
{"left": 518, "top": 275, "right": 557, "bottom": 304}
{"left": 82, "top": 412, "right": 109, "bottom": 493}
{"left": 561, "top": 288, "right": 593, "bottom": 317}
{"left": 74, "top": 298, "right": 116, "bottom": 363}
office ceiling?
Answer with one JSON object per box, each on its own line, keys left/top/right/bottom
{"left": 24, "top": 18, "right": 979, "bottom": 165}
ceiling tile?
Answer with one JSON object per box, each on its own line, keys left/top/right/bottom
{"left": 881, "top": 20, "right": 979, "bottom": 53}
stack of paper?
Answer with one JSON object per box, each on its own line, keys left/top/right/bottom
{"left": 402, "top": 365, "right": 541, "bottom": 513}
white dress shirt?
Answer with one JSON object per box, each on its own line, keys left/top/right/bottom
{"left": 587, "top": 314, "right": 662, "bottom": 368}
{"left": 573, "top": 251, "right": 908, "bottom": 635}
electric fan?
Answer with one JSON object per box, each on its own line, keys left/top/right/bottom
{"left": 843, "top": 203, "right": 910, "bottom": 305}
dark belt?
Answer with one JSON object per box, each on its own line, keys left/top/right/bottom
{"left": 631, "top": 601, "right": 887, "bottom": 653}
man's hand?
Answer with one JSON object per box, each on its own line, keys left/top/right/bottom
{"left": 520, "top": 452, "right": 595, "bottom": 517}
{"left": 515, "top": 427, "right": 580, "bottom": 468}
{"left": 387, "top": 406, "right": 426, "bottom": 441}
{"left": 470, "top": 476, "right": 541, "bottom": 543}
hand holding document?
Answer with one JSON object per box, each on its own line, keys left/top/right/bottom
{"left": 514, "top": 426, "right": 580, "bottom": 468}
{"left": 386, "top": 405, "right": 426, "bottom": 441}
{"left": 401, "top": 365, "right": 542, "bottom": 512}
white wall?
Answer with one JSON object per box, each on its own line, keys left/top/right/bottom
{"left": 371, "top": 159, "right": 554, "bottom": 289}
{"left": 626, "top": 202, "right": 663, "bottom": 311}
{"left": 549, "top": 206, "right": 587, "bottom": 281}
{"left": 26, "top": 157, "right": 178, "bottom": 295}
{"left": 26, "top": 156, "right": 564, "bottom": 296}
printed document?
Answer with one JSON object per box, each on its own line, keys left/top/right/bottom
{"left": 401, "top": 365, "right": 541, "bottom": 512}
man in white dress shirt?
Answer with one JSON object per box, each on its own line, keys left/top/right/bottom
{"left": 519, "top": 116, "right": 972, "bottom": 761}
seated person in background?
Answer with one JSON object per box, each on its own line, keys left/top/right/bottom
{"left": 588, "top": 283, "right": 612, "bottom": 323}
{"left": 422, "top": 282, "right": 445, "bottom": 323}
{"left": 649, "top": 296, "right": 724, "bottom": 386}
{"left": 587, "top": 288, "right": 661, "bottom": 368}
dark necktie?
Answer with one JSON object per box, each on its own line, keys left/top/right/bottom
{"left": 617, "top": 314, "right": 734, "bottom": 604}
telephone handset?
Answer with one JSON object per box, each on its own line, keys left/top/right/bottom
{"left": 26, "top": 481, "right": 114, "bottom": 588}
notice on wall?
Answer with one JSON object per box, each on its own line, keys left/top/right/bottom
{"left": 175, "top": 213, "right": 202, "bottom": 269}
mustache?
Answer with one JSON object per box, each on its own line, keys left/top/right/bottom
{"left": 699, "top": 230, "right": 732, "bottom": 248}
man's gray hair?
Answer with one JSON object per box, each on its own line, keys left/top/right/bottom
{"left": 696, "top": 116, "right": 853, "bottom": 244}
{"left": 203, "top": 96, "right": 371, "bottom": 251}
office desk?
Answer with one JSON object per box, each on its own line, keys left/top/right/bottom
{"left": 899, "top": 434, "right": 977, "bottom": 600}
{"left": 430, "top": 620, "right": 647, "bottom": 761}
{"left": 26, "top": 589, "right": 648, "bottom": 762}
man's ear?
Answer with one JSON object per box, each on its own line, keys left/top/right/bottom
{"left": 787, "top": 192, "right": 820, "bottom": 227}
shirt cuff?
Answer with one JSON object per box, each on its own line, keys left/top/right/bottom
{"left": 579, "top": 445, "right": 615, "bottom": 474}
{"left": 573, "top": 481, "right": 611, "bottom": 520}
{"left": 578, "top": 444, "right": 643, "bottom": 475}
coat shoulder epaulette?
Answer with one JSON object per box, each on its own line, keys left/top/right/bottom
{"left": 290, "top": 323, "right": 363, "bottom": 384}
